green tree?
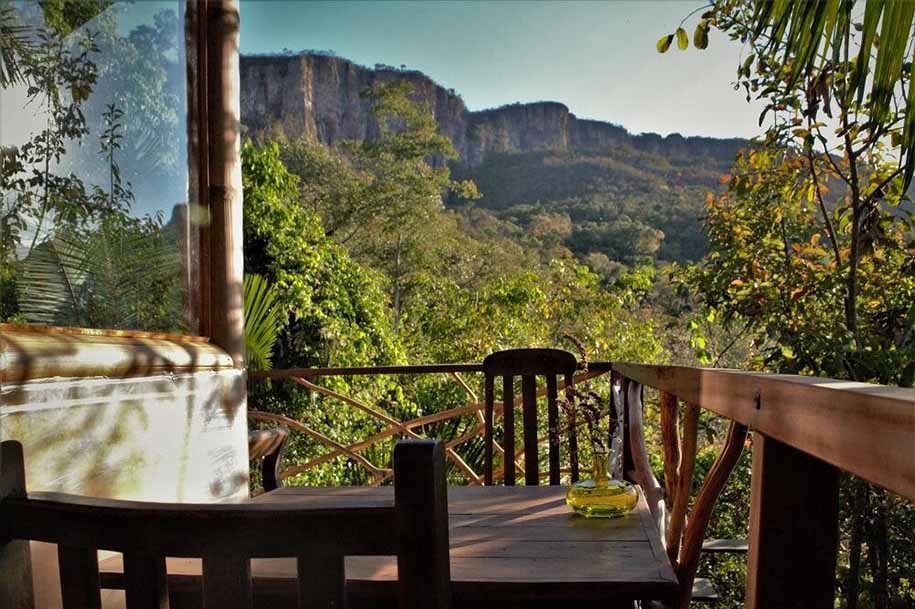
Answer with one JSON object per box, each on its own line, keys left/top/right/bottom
{"left": 340, "top": 80, "right": 479, "bottom": 327}
{"left": 242, "top": 140, "right": 412, "bottom": 485}
{"left": 242, "top": 140, "right": 404, "bottom": 370}
{"left": 662, "top": 2, "right": 915, "bottom": 606}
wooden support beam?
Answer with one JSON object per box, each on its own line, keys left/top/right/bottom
{"left": 204, "top": 0, "right": 245, "bottom": 366}
{"left": 659, "top": 391, "right": 681, "bottom": 514}
{"left": 626, "top": 380, "right": 666, "bottom": 536}
{"left": 678, "top": 420, "right": 747, "bottom": 609}
{"left": 666, "top": 401, "right": 699, "bottom": 566}
{"left": 745, "top": 434, "right": 840, "bottom": 609}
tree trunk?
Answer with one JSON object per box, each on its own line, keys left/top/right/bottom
{"left": 392, "top": 233, "right": 403, "bottom": 330}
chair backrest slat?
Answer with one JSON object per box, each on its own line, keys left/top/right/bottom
{"left": 565, "top": 372, "right": 580, "bottom": 483}
{"left": 521, "top": 374, "right": 538, "bottom": 485}
{"left": 202, "top": 555, "right": 252, "bottom": 609}
{"left": 124, "top": 552, "right": 169, "bottom": 609}
{"left": 296, "top": 553, "right": 344, "bottom": 609}
{"left": 58, "top": 545, "right": 102, "bottom": 609}
{"left": 395, "top": 440, "right": 451, "bottom": 609}
{"left": 483, "top": 375, "right": 495, "bottom": 485}
{"left": 483, "top": 349, "right": 578, "bottom": 486}
{"left": 0, "top": 439, "right": 450, "bottom": 609}
{"left": 546, "top": 375, "right": 560, "bottom": 485}
{"left": 502, "top": 375, "right": 516, "bottom": 486}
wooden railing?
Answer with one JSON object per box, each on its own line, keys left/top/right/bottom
{"left": 613, "top": 363, "right": 915, "bottom": 609}
{"left": 249, "top": 362, "right": 613, "bottom": 486}
{"left": 250, "top": 361, "right": 915, "bottom": 609}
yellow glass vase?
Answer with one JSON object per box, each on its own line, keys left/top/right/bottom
{"left": 566, "top": 450, "right": 638, "bottom": 518}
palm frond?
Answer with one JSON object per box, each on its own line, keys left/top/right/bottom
{"left": 748, "top": 0, "right": 915, "bottom": 189}
{"left": 16, "top": 236, "right": 90, "bottom": 326}
{"left": 15, "top": 217, "right": 183, "bottom": 330}
{"left": 0, "top": 6, "right": 32, "bottom": 88}
{"left": 244, "top": 273, "right": 285, "bottom": 371}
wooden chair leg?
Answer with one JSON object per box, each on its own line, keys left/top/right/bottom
{"left": 296, "top": 553, "right": 344, "bottom": 609}
{"left": 262, "top": 428, "right": 288, "bottom": 492}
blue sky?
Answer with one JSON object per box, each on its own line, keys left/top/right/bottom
{"left": 240, "top": 0, "right": 764, "bottom": 139}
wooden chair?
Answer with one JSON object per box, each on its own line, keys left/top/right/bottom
{"left": 0, "top": 439, "right": 451, "bottom": 609}
{"left": 482, "top": 348, "right": 578, "bottom": 486}
{"left": 248, "top": 427, "right": 289, "bottom": 492}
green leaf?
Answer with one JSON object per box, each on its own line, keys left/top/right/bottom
{"left": 855, "top": 0, "right": 884, "bottom": 105}
{"left": 871, "top": 0, "right": 915, "bottom": 133}
{"left": 780, "top": 345, "right": 796, "bottom": 360}
{"left": 903, "top": 42, "right": 915, "bottom": 188}
{"left": 0, "top": 7, "right": 32, "bottom": 87}
{"left": 694, "top": 20, "right": 710, "bottom": 50}
{"left": 676, "top": 27, "right": 689, "bottom": 50}
{"left": 741, "top": 54, "right": 756, "bottom": 77}
{"left": 244, "top": 273, "right": 285, "bottom": 372}
{"left": 16, "top": 237, "right": 90, "bottom": 326}
{"left": 657, "top": 34, "right": 674, "bottom": 53}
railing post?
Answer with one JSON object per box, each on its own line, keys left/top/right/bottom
{"left": 618, "top": 373, "right": 635, "bottom": 480}
{"left": 746, "top": 434, "right": 839, "bottom": 609}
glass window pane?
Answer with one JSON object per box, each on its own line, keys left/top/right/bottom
{"left": 0, "top": 1, "right": 196, "bottom": 334}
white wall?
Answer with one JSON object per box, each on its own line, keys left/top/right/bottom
{"left": 0, "top": 368, "right": 249, "bottom": 608}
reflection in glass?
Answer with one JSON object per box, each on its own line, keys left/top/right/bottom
{"left": 0, "top": 1, "right": 192, "bottom": 333}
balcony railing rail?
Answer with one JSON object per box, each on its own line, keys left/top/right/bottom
{"left": 250, "top": 361, "right": 914, "bottom": 609}
{"left": 249, "top": 362, "right": 612, "bottom": 485}
{"left": 612, "top": 363, "right": 914, "bottom": 609}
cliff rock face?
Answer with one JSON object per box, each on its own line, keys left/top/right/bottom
{"left": 240, "top": 53, "right": 745, "bottom": 165}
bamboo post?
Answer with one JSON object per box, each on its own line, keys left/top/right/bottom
{"left": 205, "top": 0, "right": 245, "bottom": 366}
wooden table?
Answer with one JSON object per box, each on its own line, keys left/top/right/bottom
{"left": 256, "top": 484, "right": 678, "bottom": 608}
{"left": 100, "top": 485, "right": 678, "bottom": 608}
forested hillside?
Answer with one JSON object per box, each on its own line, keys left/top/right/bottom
{"left": 240, "top": 52, "right": 747, "bottom": 265}
{"left": 449, "top": 144, "right": 733, "bottom": 263}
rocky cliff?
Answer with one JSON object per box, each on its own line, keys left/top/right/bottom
{"left": 240, "top": 53, "right": 745, "bottom": 166}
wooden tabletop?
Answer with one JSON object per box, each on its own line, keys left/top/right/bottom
{"left": 255, "top": 484, "right": 679, "bottom": 607}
